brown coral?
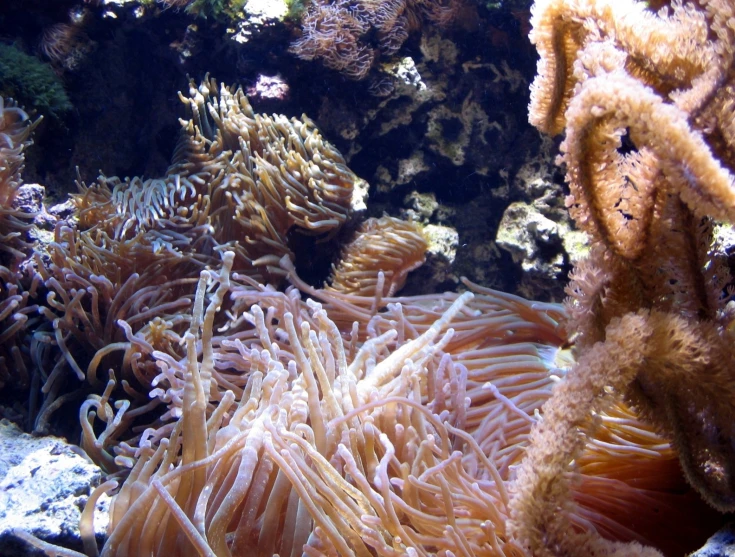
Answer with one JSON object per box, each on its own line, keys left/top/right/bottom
{"left": 509, "top": 0, "right": 735, "bottom": 555}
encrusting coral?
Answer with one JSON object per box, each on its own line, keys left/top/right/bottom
{"left": 508, "top": 0, "right": 735, "bottom": 555}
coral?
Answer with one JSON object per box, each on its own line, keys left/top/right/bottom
{"left": 290, "top": 0, "right": 459, "bottom": 80}
{"left": 39, "top": 9, "right": 95, "bottom": 73}
{"left": 0, "top": 268, "right": 35, "bottom": 394}
{"left": 0, "top": 98, "right": 40, "bottom": 398}
{"left": 328, "top": 215, "right": 428, "bottom": 297}
{"left": 0, "top": 45, "right": 72, "bottom": 119}
{"left": 2, "top": 42, "right": 724, "bottom": 556}
{"left": 73, "top": 76, "right": 356, "bottom": 281}
{"left": 82, "top": 257, "right": 512, "bottom": 556}
{"left": 27, "top": 77, "right": 358, "bottom": 440}
{"left": 508, "top": 0, "right": 735, "bottom": 555}
{"left": 0, "top": 98, "right": 39, "bottom": 265}
{"left": 20, "top": 249, "right": 706, "bottom": 555}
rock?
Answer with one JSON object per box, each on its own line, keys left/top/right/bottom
{"left": 398, "top": 223, "right": 460, "bottom": 295}
{"left": 0, "top": 420, "right": 110, "bottom": 556}
{"left": 403, "top": 191, "right": 439, "bottom": 222}
{"left": 496, "top": 201, "right": 569, "bottom": 300}
{"left": 690, "top": 523, "right": 735, "bottom": 557}
{"left": 11, "top": 184, "right": 44, "bottom": 216}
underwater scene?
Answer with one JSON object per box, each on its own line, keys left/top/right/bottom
{"left": 1, "top": 0, "right": 735, "bottom": 555}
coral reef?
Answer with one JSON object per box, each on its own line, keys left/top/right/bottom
{"left": 3, "top": 70, "right": 716, "bottom": 553}
{"left": 5, "top": 0, "right": 735, "bottom": 555}
{"left": 2, "top": 0, "right": 553, "bottom": 301}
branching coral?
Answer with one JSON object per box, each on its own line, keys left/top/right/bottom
{"left": 508, "top": 0, "right": 735, "bottom": 555}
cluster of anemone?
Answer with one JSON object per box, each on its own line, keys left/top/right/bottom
{"left": 290, "top": 0, "right": 458, "bottom": 80}
{"left": 1, "top": 76, "right": 360, "bottom": 434}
